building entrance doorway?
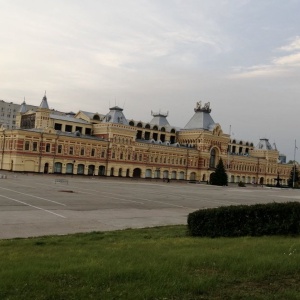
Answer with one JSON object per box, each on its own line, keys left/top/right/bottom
{"left": 44, "top": 163, "right": 49, "bottom": 174}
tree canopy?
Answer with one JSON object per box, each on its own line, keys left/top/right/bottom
{"left": 210, "top": 158, "right": 228, "bottom": 186}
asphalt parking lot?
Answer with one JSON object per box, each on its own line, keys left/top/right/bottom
{"left": 1, "top": 171, "right": 300, "bottom": 239}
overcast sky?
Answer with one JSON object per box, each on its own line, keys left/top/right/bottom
{"left": 0, "top": 0, "right": 299, "bottom": 161}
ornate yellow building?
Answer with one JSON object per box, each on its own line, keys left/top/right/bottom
{"left": 0, "top": 95, "right": 292, "bottom": 185}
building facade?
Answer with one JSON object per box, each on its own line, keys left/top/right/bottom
{"left": 0, "top": 95, "right": 293, "bottom": 185}
{"left": 0, "top": 99, "right": 37, "bottom": 129}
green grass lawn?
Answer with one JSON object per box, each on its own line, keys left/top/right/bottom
{"left": 1, "top": 226, "right": 300, "bottom": 300}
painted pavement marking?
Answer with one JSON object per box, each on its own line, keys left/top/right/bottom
{"left": 0, "top": 186, "right": 66, "bottom": 206}
{"left": 0, "top": 194, "right": 66, "bottom": 218}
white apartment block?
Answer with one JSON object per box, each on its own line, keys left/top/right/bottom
{"left": 0, "top": 99, "right": 37, "bottom": 129}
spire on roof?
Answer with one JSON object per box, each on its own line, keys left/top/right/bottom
{"left": 19, "top": 97, "right": 27, "bottom": 113}
{"left": 39, "top": 91, "right": 49, "bottom": 109}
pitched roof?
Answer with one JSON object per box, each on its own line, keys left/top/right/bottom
{"left": 149, "top": 111, "right": 170, "bottom": 126}
{"left": 102, "top": 106, "right": 129, "bottom": 125}
{"left": 49, "top": 114, "right": 90, "bottom": 124}
{"left": 39, "top": 93, "right": 49, "bottom": 109}
{"left": 184, "top": 110, "right": 215, "bottom": 130}
{"left": 256, "top": 138, "right": 274, "bottom": 150}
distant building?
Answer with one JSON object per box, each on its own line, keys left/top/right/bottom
{"left": 278, "top": 153, "right": 287, "bottom": 164}
{"left": 0, "top": 95, "right": 293, "bottom": 185}
{"left": 0, "top": 99, "right": 37, "bottom": 129}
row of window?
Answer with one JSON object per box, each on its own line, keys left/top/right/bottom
{"left": 52, "top": 162, "right": 191, "bottom": 179}
{"left": 128, "top": 121, "right": 176, "bottom": 133}
{"left": 24, "top": 141, "right": 106, "bottom": 157}
{"left": 229, "top": 164, "right": 287, "bottom": 175}
{"left": 0, "top": 113, "right": 16, "bottom": 118}
{"left": 54, "top": 123, "right": 92, "bottom": 135}
{"left": 1, "top": 108, "right": 16, "bottom": 112}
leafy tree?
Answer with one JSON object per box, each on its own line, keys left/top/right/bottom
{"left": 288, "top": 160, "right": 298, "bottom": 164}
{"left": 288, "top": 165, "right": 299, "bottom": 188}
{"left": 210, "top": 158, "right": 228, "bottom": 186}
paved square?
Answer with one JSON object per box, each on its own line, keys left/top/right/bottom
{"left": 0, "top": 172, "right": 300, "bottom": 239}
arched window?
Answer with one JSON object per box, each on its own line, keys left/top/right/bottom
{"left": 110, "top": 167, "right": 114, "bottom": 176}
{"left": 153, "top": 125, "right": 158, "bottom": 130}
{"left": 54, "top": 162, "right": 62, "bottom": 173}
{"left": 137, "top": 122, "right": 143, "bottom": 128}
{"left": 145, "top": 169, "right": 152, "bottom": 178}
{"left": 77, "top": 164, "right": 85, "bottom": 175}
{"left": 145, "top": 124, "right": 151, "bottom": 129}
{"left": 161, "top": 127, "right": 165, "bottom": 132}
{"left": 129, "top": 121, "right": 134, "bottom": 126}
{"left": 93, "top": 114, "right": 100, "bottom": 120}
{"left": 209, "top": 148, "right": 217, "bottom": 168}
{"left": 66, "top": 163, "right": 74, "bottom": 174}
{"left": 99, "top": 165, "right": 105, "bottom": 176}
{"left": 88, "top": 165, "right": 95, "bottom": 175}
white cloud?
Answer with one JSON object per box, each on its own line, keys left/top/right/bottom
{"left": 280, "top": 36, "right": 300, "bottom": 52}
{"left": 272, "top": 52, "right": 300, "bottom": 66}
{"left": 231, "top": 36, "right": 300, "bottom": 78}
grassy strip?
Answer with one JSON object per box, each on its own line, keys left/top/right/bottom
{"left": 1, "top": 226, "right": 300, "bottom": 299}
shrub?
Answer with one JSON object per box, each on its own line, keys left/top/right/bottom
{"left": 238, "top": 181, "right": 245, "bottom": 187}
{"left": 187, "top": 202, "right": 300, "bottom": 237}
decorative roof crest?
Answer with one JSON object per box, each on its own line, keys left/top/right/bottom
{"left": 151, "top": 110, "right": 168, "bottom": 117}
{"left": 194, "top": 101, "right": 211, "bottom": 113}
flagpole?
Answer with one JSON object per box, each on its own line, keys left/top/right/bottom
{"left": 293, "top": 139, "right": 297, "bottom": 188}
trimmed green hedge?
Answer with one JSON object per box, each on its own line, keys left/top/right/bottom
{"left": 187, "top": 202, "right": 300, "bottom": 237}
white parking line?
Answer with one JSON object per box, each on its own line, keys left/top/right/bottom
{"left": 0, "top": 194, "right": 66, "bottom": 218}
{"left": 0, "top": 187, "right": 66, "bottom": 206}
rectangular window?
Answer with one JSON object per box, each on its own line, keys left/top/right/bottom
{"left": 46, "top": 143, "right": 51, "bottom": 152}
{"left": 85, "top": 128, "right": 92, "bottom": 135}
{"left": 91, "top": 149, "right": 95, "bottom": 156}
{"left": 75, "top": 126, "right": 82, "bottom": 133}
{"left": 57, "top": 145, "right": 62, "bottom": 154}
{"left": 69, "top": 146, "right": 74, "bottom": 155}
{"left": 33, "top": 142, "right": 38, "bottom": 151}
{"left": 54, "top": 123, "right": 62, "bottom": 130}
{"left": 101, "top": 151, "right": 105, "bottom": 158}
{"left": 65, "top": 125, "right": 72, "bottom": 132}
{"left": 81, "top": 148, "right": 85, "bottom": 155}
{"left": 24, "top": 141, "right": 30, "bottom": 150}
